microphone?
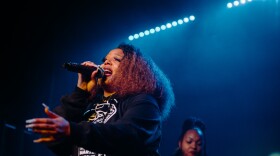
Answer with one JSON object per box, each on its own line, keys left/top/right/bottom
{"left": 62, "top": 62, "right": 104, "bottom": 78}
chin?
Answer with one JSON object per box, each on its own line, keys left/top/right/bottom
{"left": 102, "top": 77, "right": 113, "bottom": 86}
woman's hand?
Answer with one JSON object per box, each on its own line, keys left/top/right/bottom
{"left": 25, "top": 104, "right": 70, "bottom": 143}
{"left": 77, "top": 61, "right": 100, "bottom": 92}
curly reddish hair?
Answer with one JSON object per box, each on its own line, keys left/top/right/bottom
{"left": 94, "top": 43, "right": 175, "bottom": 120}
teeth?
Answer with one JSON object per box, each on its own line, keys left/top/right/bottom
{"left": 104, "top": 69, "right": 112, "bottom": 74}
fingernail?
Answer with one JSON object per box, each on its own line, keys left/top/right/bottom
{"left": 27, "top": 128, "right": 33, "bottom": 132}
{"left": 26, "top": 119, "right": 35, "bottom": 123}
{"left": 26, "top": 124, "right": 32, "bottom": 128}
{"left": 42, "top": 103, "right": 49, "bottom": 109}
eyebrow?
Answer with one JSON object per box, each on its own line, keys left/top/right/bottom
{"left": 187, "top": 136, "right": 201, "bottom": 141}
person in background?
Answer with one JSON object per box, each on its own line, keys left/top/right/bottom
{"left": 25, "top": 43, "right": 175, "bottom": 156}
{"left": 172, "top": 117, "right": 207, "bottom": 156}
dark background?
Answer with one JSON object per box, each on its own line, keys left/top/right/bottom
{"left": 2, "top": 0, "right": 280, "bottom": 156}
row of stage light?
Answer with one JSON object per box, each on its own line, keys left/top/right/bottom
{"left": 128, "top": 15, "right": 195, "bottom": 41}
{"left": 227, "top": 0, "right": 252, "bottom": 8}
{"left": 128, "top": 0, "right": 254, "bottom": 41}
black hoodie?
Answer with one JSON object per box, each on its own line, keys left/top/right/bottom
{"left": 47, "top": 86, "right": 162, "bottom": 156}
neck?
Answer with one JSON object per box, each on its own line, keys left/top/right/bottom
{"left": 103, "top": 91, "right": 115, "bottom": 97}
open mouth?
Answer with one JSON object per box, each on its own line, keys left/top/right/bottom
{"left": 104, "top": 68, "right": 112, "bottom": 77}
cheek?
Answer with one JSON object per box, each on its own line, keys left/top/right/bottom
{"left": 181, "top": 142, "right": 190, "bottom": 151}
{"left": 112, "top": 65, "right": 119, "bottom": 71}
{"left": 114, "top": 62, "right": 121, "bottom": 68}
{"left": 112, "top": 64, "right": 122, "bottom": 74}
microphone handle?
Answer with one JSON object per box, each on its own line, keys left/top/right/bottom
{"left": 62, "top": 62, "right": 104, "bottom": 78}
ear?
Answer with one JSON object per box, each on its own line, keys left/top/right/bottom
{"left": 178, "top": 140, "right": 182, "bottom": 148}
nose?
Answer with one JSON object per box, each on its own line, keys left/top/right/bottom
{"left": 104, "top": 59, "right": 111, "bottom": 65}
{"left": 190, "top": 142, "right": 197, "bottom": 149}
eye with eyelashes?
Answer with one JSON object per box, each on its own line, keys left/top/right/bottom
{"left": 186, "top": 139, "right": 202, "bottom": 147}
{"left": 102, "top": 57, "right": 122, "bottom": 63}
{"left": 114, "top": 58, "right": 122, "bottom": 62}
